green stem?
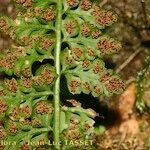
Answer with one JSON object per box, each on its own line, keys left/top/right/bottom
{"left": 54, "top": 0, "right": 62, "bottom": 149}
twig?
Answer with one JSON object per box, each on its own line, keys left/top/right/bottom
{"left": 116, "top": 49, "right": 141, "bottom": 73}
{"left": 100, "top": 0, "right": 107, "bottom": 7}
{"left": 123, "top": 0, "right": 127, "bottom": 12}
{"left": 141, "top": 0, "right": 148, "bottom": 25}
{"left": 125, "top": 78, "right": 135, "bottom": 85}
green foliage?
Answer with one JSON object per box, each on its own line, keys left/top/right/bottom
{"left": 0, "top": 0, "right": 124, "bottom": 149}
{"left": 136, "top": 56, "right": 150, "bottom": 113}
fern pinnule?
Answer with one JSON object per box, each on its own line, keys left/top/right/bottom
{"left": 80, "top": 0, "right": 92, "bottom": 11}
{"left": 0, "top": 0, "right": 125, "bottom": 149}
{"left": 66, "top": 0, "right": 79, "bottom": 8}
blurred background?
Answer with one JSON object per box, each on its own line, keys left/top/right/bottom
{"left": 0, "top": 0, "right": 150, "bottom": 149}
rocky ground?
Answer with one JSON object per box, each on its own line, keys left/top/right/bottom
{"left": 0, "top": 0, "right": 150, "bottom": 150}
{"left": 96, "top": 0, "right": 150, "bottom": 149}
{"left": 96, "top": 83, "right": 150, "bottom": 150}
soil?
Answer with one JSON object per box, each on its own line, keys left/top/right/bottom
{"left": 0, "top": 0, "right": 150, "bottom": 150}
{"left": 94, "top": 1, "right": 150, "bottom": 149}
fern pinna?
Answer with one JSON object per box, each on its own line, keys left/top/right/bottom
{"left": 0, "top": 0, "right": 124, "bottom": 149}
